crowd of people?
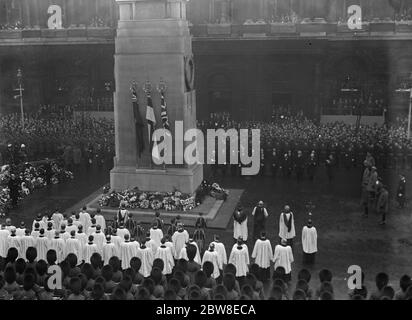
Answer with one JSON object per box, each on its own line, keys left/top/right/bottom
{"left": 327, "top": 96, "right": 387, "bottom": 116}
{"left": 198, "top": 114, "right": 412, "bottom": 180}
{"left": 0, "top": 205, "right": 410, "bottom": 301}
{"left": 0, "top": 113, "right": 115, "bottom": 169}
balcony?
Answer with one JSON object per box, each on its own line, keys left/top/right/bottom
{"left": 189, "top": 20, "right": 412, "bottom": 39}
{"left": 0, "top": 27, "right": 116, "bottom": 44}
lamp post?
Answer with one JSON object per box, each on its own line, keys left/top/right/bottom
{"left": 14, "top": 68, "right": 25, "bottom": 129}
{"left": 395, "top": 73, "right": 412, "bottom": 140}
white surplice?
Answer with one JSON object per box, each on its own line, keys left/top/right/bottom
{"left": 154, "top": 245, "right": 175, "bottom": 275}
{"left": 251, "top": 238, "right": 273, "bottom": 269}
{"left": 150, "top": 228, "right": 164, "bottom": 248}
{"left": 50, "top": 237, "right": 66, "bottom": 263}
{"left": 211, "top": 241, "right": 227, "bottom": 268}
{"left": 172, "top": 230, "right": 189, "bottom": 259}
{"left": 302, "top": 226, "right": 318, "bottom": 254}
{"left": 202, "top": 249, "right": 221, "bottom": 279}
{"left": 20, "top": 235, "right": 36, "bottom": 260}
{"left": 35, "top": 236, "right": 49, "bottom": 261}
{"left": 83, "top": 243, "right": 99, "bottom": 264}
{"left": 102, "top": 242, "right": 118, "bottom": 265}
{"left": 0, "top": 229, "right": 10, "bottom": 257}
{"left": 65, "top": 237, "right": 82, "bottom": 262}
{"left": 179, "top": 241, "right": 201, "bottom": 265}
{"left": 119, "top": 241, "right": 135, "bottom": 270}
{"left": 136, "top": 246, "right": 154, "bottom": 278}
{"left": 229, "top": 246, "right": 250, "bottom": 277}
{"left": 273, "top": 244, "right": 294, "bottom": 274}
{"left": 278, "top": 212, "right": 296, "bottom": 240}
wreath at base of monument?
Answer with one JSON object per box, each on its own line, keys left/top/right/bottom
{"left": 99, "top": 181, "right": 229, "bottom": 213}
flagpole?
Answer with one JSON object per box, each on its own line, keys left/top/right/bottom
{"left": 157, "top": 78, "right": 168, "bottom": 171}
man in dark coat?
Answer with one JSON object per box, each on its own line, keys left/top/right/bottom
{"left": 252, "top": 201, "right": 269, "bottom": 241}
{"left": 295, "top": 150, "right": 305, "bottom": 182}
{"left": 378, "top": 185, "right": 389, "bottom": 225}
{"left": 397, "top": 174, "right": 406, "bottom": 209}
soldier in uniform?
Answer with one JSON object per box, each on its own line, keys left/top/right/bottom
{"left": 307, "top": 151, "right": 318, "bottom": 182}
{"left": 361, "top": 161, "right": 371, "bottom": 217}
{"left": 270, "top": 148, "right": 279, "bottom": 178}
{"left": 325, "top": 154, "right": 335, "bottom": 183}
{"left": 397, "top": 174, "right": 407, "bottom": 209}
{"left": 295, "top": 150, "right": 305, "bottom": 182}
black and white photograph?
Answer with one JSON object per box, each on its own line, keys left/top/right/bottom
{"left": 0, "top": 0, "right": 412, "bottom": 306}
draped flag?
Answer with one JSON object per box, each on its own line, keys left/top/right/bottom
{"left": 160, "top": 91, "right": 170, "bottom": 131}
{"left": 131, "top": 83, "right": 145, "bottom": 158}
{"left": 145, "top": 91, "right": 160, "bottom": 161}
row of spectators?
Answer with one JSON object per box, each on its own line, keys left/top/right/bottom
{"left": 326, "top": 96, "right": 387, "bottom": 116}
{"left": 0, "top": 113, "right": 115, "bottom": 167}
{"left": 0, "top": 16, "right": 113, "bottom": 31}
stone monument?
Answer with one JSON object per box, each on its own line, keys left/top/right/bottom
{"left": 110, "top": 0, "right": 203, "bottom": 194}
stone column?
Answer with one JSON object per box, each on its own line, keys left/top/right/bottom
{"left": 111, "top": 0, "right": 203, "bottom": 194}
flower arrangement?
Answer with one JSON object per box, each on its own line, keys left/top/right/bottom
{"left": 98, "top": 181, "right": 228, "bottom": 213}
{"left": 0, "top": 161, "right": 74, "bottom": 216}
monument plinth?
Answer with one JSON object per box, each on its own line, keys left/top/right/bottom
{"left": 110, "top": 0, "right": 203, "bottom": 194}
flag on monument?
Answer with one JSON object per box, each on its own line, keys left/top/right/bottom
{"left": 145, "top": 92, "right": 160, "bottom": 162}
{"left": 146, "top": 92, "right": 156, "bottom": 145}
{"left": 160, "top": 91, "right": 170, "bottom": 131}
{"left": 132, "top": 84, "right": 145, "bottom": 157}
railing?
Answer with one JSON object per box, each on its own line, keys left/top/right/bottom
{"left": 190, "top": 21, "right": 412, "bottom": 38}
{"left": 0, "top": 27, "right": 116, "bottom": 40}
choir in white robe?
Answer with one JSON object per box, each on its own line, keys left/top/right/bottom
{"left": 31, "top": 229, "right": 40, "bottom": 239}
{"left": 165, "top": 240, "right": 175, "bottom": 258}
{"left": 60, "top": 231, "right": 71, "bottom": 242}
{"left": 146, "top": 238, "right": 159, "bottom": 255}
{"left": 79, "top": 211, "right": 91, "bottom": 232}
{"left": 233, "top": 216, "right": 248, "bottom": 241}
{"left": 32, "top": 218, "right": 46, "bottom": 231}
{"left": 229, "top": 245, "right": 250, "bottom": 277}
{"left": 66, "top": 224, "right": 77, "bottom": 235}
{"left": 172, "top": 230, "right": 189, "bottom": 259}
{"left": 179, "top": 242, "right": 201, "bottom": 265}
{"left": 202, "top": 249, "right": 221, "bottom": 279}
{"left": 302, "top": 226, "right": 318, "bottom": 254}
{"left": 136, "top": 246, "right": 154, "bottom": 278}
{"left": 150, "top": 228, "right": 164, "bottom": 248}
{"left": 66, "top": 237, "right": 82, "bottom": 262}
{"left": 16, "top": 227, "right": 26, "bottom": 237}
{"left": 20, "top": 235, "right": 36, "bottom": 260}
{"left": 83, "top": 242, "right": 99, "bottom": 264}
{"left": 273, "top": 244, "right": 294, "bottom": 275}
{"left": 75, "top": 232, "right": 88, "bottom": 262}
{"left": 92, "top": 231, "right": 106, "bottom": 253}
{"left": 110, "top": 234, "right": 123, "bottom": 254}
{"left": 154, "top": 245, "right": 175, "bottom": 275}
{"left": 119, "top": 241, "right": 135, "bottom": 270}
{"left": 251, "top": 238, "right": 273, "bottom": 269}
{"left": 45, "top": 229, "right": 56, "bottom": 241}
{"left": 117, "top": 228, "right": 130, "bottom": 241}
{"left": 102, "top": 241, "right": 118, "bottom": 265}
{"left": 35, "top": 235, "right": 49, "bottom": 261}
{"left": 52, "top": 212, "right": 64, "bottom": 230}
{"left": 278, "top": 212, "right": 296, "bottom": 240}
{"left": 211, "top": 241, "right": 227, "bottom": 268}
{"left": 95, "top": 214, "right": 106, "bottom": 232}
{"left": 0, "top": 228, "right": 10, "bottom": 257}
{"left": 7, "top": 235, "right": 22, "bottom": 258}
{"left": 50, "top": 237, "right": 66, "bottom": 263}
{"left": 87, "top": 226, "right": 97, "bottom": 237}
